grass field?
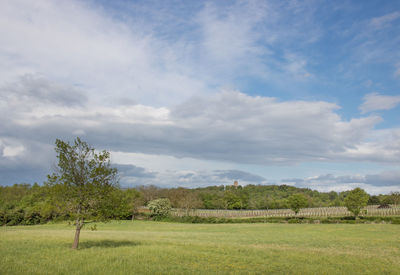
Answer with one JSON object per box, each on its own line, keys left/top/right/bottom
{"left": 1, "top": 221, "right": 399, "bottom": 274}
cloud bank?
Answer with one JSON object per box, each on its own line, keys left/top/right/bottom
{"left": 2, "top": 77, "right": 397, "bottom": 166}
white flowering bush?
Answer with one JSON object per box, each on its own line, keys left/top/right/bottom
{"left": 147, "top": 198, "right": 171, "bottom": 218}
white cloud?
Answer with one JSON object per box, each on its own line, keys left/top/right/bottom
{"left": 360, "top": 92, "right": 400, "bottom": 113}
{"left": 196, "top": 2, "right": 270, "bottom": 74}
{"left": 336, "top": 8, "right": 400, "bottom": 80}
{"left": 0, "top": 0, "right": 326, "bottom": 113}
{"left": 3, "top": 145, "right": 25, "bottom": 158}
{"left": 0, "top": 0, "right": 212, "bottom": 106}
{"left": 370, "top": 11, "right": 400, "bottom": 29}
{"left": 0, "top": 138, "right": 25, "bottom": 158}
{"left": 283, "top": 53, "right": 312, "bottom": 80}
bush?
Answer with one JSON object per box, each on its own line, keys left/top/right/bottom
{"left": 7, "top": 207, "right": 25, "bottom": 226}
{"left": 148, "top": 198, "right": 172, "bottom": 219}
{"left": 288, "top": 218, "right": 303, "bottom": 224}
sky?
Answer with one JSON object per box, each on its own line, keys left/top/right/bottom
{"left": 0, "top": 0, "right": 399, "bottom": 194}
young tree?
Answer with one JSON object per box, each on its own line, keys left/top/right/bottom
{"left": 288, "top": 194, "right": 308, "bottom": 215}
{"left": 123, "top": 188, "right": 143, "bottom": 220}
{"left": 177, "top": 191, "right": 203, "bottom": 216}
{"left": 46, "top": 137, "right": 118, "bottom": 249}
{"left": 344, "top": 188, "right": 369, "bottom": 218}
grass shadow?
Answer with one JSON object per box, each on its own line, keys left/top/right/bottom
{"left": 79, "top": 240, "right": 141, "bottom": 249}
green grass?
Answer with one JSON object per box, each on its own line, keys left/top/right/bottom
{"left": 1, "top": 221, "right": 399, "bottom": 274}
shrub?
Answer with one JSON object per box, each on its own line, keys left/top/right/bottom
{"left": 148, "top": 198, "right": 172, "bottom": 219}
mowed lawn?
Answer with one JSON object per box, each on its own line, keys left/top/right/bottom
{"left": 1, "top": 221, "right": 399, "bottom": 275}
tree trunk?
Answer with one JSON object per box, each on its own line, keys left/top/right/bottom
{"left": 72, "top": 219, "right": 82, "bottom": 249}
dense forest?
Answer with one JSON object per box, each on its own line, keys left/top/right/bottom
{"left": 1, "top": 183, "right": 398, "bottom": 226}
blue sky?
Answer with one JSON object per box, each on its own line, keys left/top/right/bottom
{"left": 0, "top": 0, "right": 399, "bottom": 194}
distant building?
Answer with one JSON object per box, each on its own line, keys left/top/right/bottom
{"left": 234, "top": 181, "right": 239, "bottom": 188}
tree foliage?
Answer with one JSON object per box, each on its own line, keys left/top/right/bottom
{"left": 344, "top": 188, "right": 369, "bottom": 218}
{"left": 46, "top": 137, "right": 119, "bottom": 249}
{"left": 288, "top": 193, "right": 309, "bottom": 214}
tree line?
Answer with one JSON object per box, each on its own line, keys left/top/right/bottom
{"left": 2, "top": 178, "right": 399, "bottom": 224}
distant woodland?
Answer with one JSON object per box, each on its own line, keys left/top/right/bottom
{"left": 1, "top": 183, "right": 398, "bottom": 226}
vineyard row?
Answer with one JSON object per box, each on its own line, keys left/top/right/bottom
{"left": 170, "top": 205, "right": 400, "bottom": 218}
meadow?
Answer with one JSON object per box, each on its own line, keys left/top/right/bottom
{"left": 1, "top": 221, "right": 399, "bottom": 274}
